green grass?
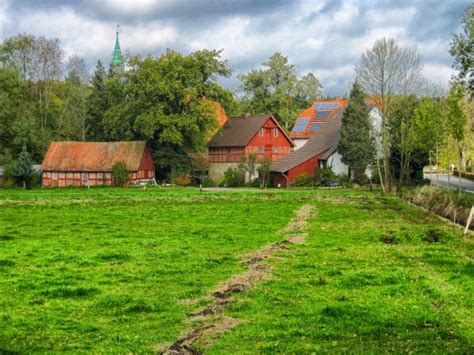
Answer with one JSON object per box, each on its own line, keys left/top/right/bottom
{"left": 0, "top": 187, "right": 473, "bottom": 353}
{"left": 207, "top": 193, "right": 474, "bottom": 353}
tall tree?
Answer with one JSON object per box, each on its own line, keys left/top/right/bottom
{"left": 239, "top": 52, "right": 322, "bottom": 129}
{"left": 388, "top": 95, "right": 420, "bottom": 193}
{"left": 338, "top": 81, "right": 375, "bottom": 183}
{"left": 86, "top": 60, "right": 108, "bottom": 140}
{"left": 101, "top": 49, "right": 235, "bottom": 177}
{"left": 355, "top": 38, "right": 424, "bottom": 193}
{"left": 450, "top": 4, "right": 474, "bottom": 99}
{"left": 446, "top": 83, "right": 469, "bottom": 193}
{"left": 13, "top": 146, "right": 35, "bottom": 189}
{"left": 414, "top": 97, "right": 445, "bottom": 188}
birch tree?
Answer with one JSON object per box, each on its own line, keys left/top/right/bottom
{"left": 355, "top": 38, "right": 424, "bottom": 193}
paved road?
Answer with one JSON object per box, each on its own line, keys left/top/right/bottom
{"left": 424, "top": 173, "right": 474, "bottom": 193}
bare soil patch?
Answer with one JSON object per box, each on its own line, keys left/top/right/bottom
{"left": 159, "top": 204, "right": 315, "bottom": 354}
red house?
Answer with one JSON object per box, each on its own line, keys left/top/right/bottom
{"left": 271, "top": 108, "right": 346, "bottom": 187}
{"left": 41, "top": 141, "right": 155, "bottom": 187}
{"left": 207, "top": 114, "right": 294, "bottom": 181}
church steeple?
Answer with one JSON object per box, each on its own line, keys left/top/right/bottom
{"left": 111, "top": 25, "right": 122, "bottom": 68}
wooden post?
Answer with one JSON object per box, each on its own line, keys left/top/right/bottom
{"left": 464, "top": 206, "right": 473, "bottom": 235}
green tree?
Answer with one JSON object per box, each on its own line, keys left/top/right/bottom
{"left": 414, "top": 97, "right": 445, "bottom": 187}
{"left": 257, "top": 158, "right": 272, "bottom": 188}
{"left": 239, "top": 52, "right": 322, "bottom": 129}
{"left": 86, "top": 60, "right": 108, "bottom": 140}
{"left": 102, "top": 49, "right": 234, "bottom": 177}
{"left": 112, "top": 161, "right": 129, "bottom": 186}
{"left": 388, "top": 95, "right": 420, "bottom": 193}
{"left": 13, "top": 146, "right": 35, "bottom": 189}
{"left": 338, "top": 81, "right": 375, "bottom": 183}
{"left": 450, "top": 4, "right": 473, "bottom": 98}
{"left": 446, "top": 83, "right": 469, "bottom": 192}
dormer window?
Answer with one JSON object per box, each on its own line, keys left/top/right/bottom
{"left": 274, "top": 128, "right": 278, "bottom": 137}
{"left": 259, "top": 128, "right": 264, "bottom": 136}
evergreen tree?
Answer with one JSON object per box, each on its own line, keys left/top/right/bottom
{"left": 338, "top": 81, "right": 375, "bottom": 183}
{"left": 86, "top": 60, "right": 107, "bottom": 140}
{"left": 13, "top": 146, "right": 35, "bottom": 189}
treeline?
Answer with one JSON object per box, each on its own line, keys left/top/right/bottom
{"left": 338, "top": 5, "right": 473, "bottom": 194}
{"left": 0, "top": 35, "right": 321, "bottom": 178}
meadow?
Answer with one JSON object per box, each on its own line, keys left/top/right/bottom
{"left": 0, "top": 187, "right": 472, "bottom": 353}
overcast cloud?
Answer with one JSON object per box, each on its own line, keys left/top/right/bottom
{"left": 0, "top": 0, "right": 469, "bottom": 96}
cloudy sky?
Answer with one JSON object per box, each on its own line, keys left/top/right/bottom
{"left": 0, "top": 0, "right": 469, "bottom": 96}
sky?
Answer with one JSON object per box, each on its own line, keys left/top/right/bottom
{"left": 0, "top": 0, "right": 469, "bottom": 96}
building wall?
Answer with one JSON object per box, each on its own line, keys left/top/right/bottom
{"left": 42, "top": 169, "right": 155, "bottom": 187}
{"left": 208, "top": 162, "right": 261, "bottom": 182}
{"left": 292, "top": 139, "right": 308, "bottom": 150}
{"left": 271, "top": 156, "right": 319, "bottom": 187}
{"left": 208, "top": 117, "right": 293, "bottom": 164}
{"left": 326, "top": 151, "right": 349, "bottom": 175}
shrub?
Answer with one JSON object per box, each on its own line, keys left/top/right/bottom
{"left": 112, "top": 161, "right": 129, "bottom": 186}
{"left": 173, "top": 173, "right": 192, "bottom": 186}
{"left": 294, "top": 173, "right": 311, "bottom": 187}
{"left": 223, "top": 167, "right": 245, "bottom": 187}
{"left": 202, "top": 176, "right": 215, "bottom": 187}
{"left": 314, "top": 166, "right": 337, "bottom": 186}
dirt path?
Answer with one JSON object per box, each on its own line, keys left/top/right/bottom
{"left": 157, "top": 204, "right": 315, "bottom": 354}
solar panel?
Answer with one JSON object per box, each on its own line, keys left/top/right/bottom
{"left": 315, "top": 111, "right": 329, "bottom": 119}
{"left": 314, "top": 102, "right": 339, "bottom": 110}
{"left": 310, "top": 123, "right": 322, "bottom": 132}
{"left": 292, "top": 118, "right": 310, "bottom": 133}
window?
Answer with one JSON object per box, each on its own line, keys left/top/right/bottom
{"left": 272, "top": 147, "right": 278, "bottom": 153}
{"left": 274, "top": 128, "right": 278, "bottom": 137}
{"left": 258, "top": 146, "right": 264, "bottom": 153}
{"left": 259, "top": 128, "right": 264, "bottom": 136}
{"left": 82, "top": 173, "right": 89, "bottom": 183}
{"left": 52, "top": 172, "right": 58, "bottom": 179}
{"left": 97, "top": 172, "right": 103, "bottom": 179}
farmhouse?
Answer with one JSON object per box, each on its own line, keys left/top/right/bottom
{"left": 207, "top": 114, "right": 294, "bottom": 181}
{"left": 290, "top": 98, "right": 348, "bottom": 150}
{"left": 41, "top": 141, "right": 155, "bottom": 187}
{"left": 271, "top": 108, "right": 347, "bottom": 187}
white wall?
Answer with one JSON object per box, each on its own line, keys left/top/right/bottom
{"left": 293, "top": 139, "right": 308, "bottom": 150}
{"left": 327, "top": 151, "right": 349, "bottom": 176}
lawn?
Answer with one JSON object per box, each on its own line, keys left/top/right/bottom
{"left": 0, "top": 187, "right": 473, "bottom": 353}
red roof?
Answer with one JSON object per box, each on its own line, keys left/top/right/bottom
{"left": 290, "top": 98, "right": 348, "bottom": 140}
{"left": 41, "top": 141, "right": 150, "bottom": 172}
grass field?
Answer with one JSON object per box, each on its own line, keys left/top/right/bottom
{"left": 0, "top": 187, "right": 473, "bottom": 353}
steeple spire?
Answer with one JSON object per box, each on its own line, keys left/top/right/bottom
{"left": 111, "top": 25, "right": 122, "bottom": 68}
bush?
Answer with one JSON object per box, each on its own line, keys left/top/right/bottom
{"left": 223, "top": 167, "right": 245, "bottom": 187}
{"left": 202, "top": 176, "right": 215, "bottom": 187}
{"left": 294, "top": 173, "right": 311, "bottom": 187}
{"left": 314, "top": 166, "right": 337, "bottom": 186}
{"left": 112, "top": 161, "right": 129, "bottom": 186}
{"left": 173, "top": 173, "right": 192, "bottom": 186}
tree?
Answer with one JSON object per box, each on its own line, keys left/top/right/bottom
{"left": 13, "top": 146, "right": 35, "bottom": 189}
{"left": 112, "top": 161, "right": 129, "bottom": 186}
{"left": 257, "top": 158, "right": 272, "bottom": 188}
{"left": 101, "top": 49, "right": 234, "bottom": 178}
{"left": 450, "top": 4, "right": 474, "bottom": 99}
{"left": 239, "top": 52, "right": 322, "bottom": 129}
{"left": 355, "top": 38, "right": 424, "bottom": 193}
{"left": 338, "top": 81, "right": 375, "bottom": 183}
{"left": 86, "top": 60, "right": 108, "bottom": 141}
{"left": 66, "top": 55, "right": 89, "bottom": 84}
{"left": 238, "top": 152, "right": 258, "bottom": 183}
{"left": 388, "top": 95, "right": 420, "bottom": 193}
{"left": 446, "top": 83, "right": 469, "bottom": 192}
{"left": 414, "top": 97, "right": 445, "bottom": 189}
